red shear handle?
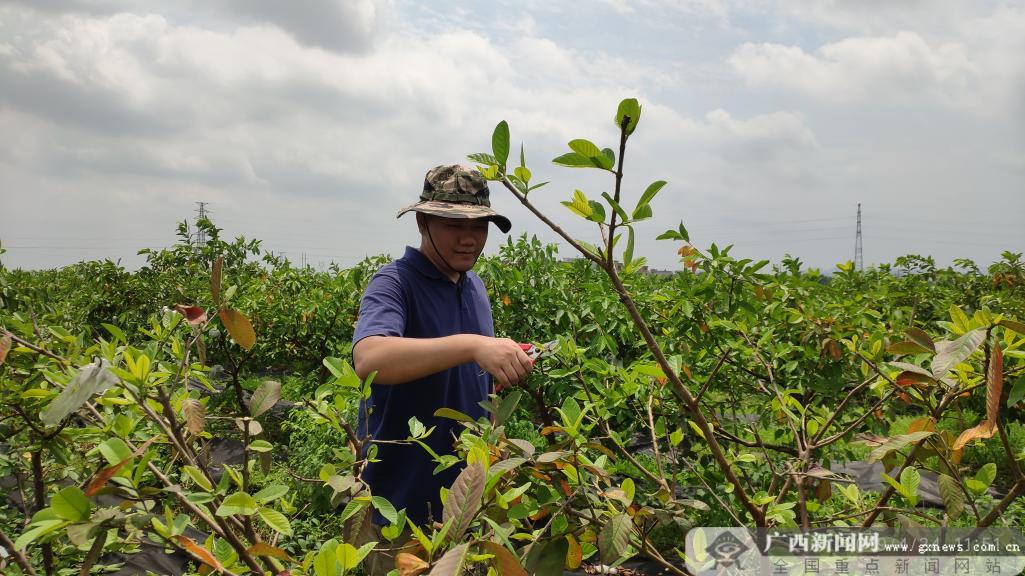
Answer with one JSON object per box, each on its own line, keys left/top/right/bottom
{"left": 519, "top": 343, "right": 537, "bottom": 365}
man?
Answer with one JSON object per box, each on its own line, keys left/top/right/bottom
{"left": 352, "top": 165, "right": 534, "bottom": 542}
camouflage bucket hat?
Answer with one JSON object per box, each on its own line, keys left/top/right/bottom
{"left": 396, "top": 164, "right": 512, "bottom": 233}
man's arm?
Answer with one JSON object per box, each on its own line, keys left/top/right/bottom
{"left": 354, "top": 334, "right": 533, "bottom": 387}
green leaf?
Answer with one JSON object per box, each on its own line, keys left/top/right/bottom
{"left": 525, "top": 538, "right": 568, "bottom": 576}
{"left": 182, "top": 466, "right": 214, "bottom": 492}
{"left": 253, "top": 484, "right": 289, "bottom": 504}
{"left": 442, "top": 462, "right": 485, "bottom": 542}
{"left": 408, "top": 416, "right": 426, "bottom": 439}
{"left": 562, "top": 189, "right": 594, "bottom": 219}
{"left": 623, "top": 226, "right": 635, "bottom": 267}
{"left": 557, "top": 397, "right": 582, "bottom": 428}
{"left": 881, "top": 473, "right": 906, "bottom": 498}
{"left": 429, "top": 542, "right": 469, "bottom": 576}
{"left": 323, "top": 357, "right": 347, "bottom": 380}
{"left": 1008, "top": 374, "right": 1025, "bottom": 407}
{"left": 615, "top": 98, "right": 641, "bottom": 135}
{"left": 598, "top": 513, "right": 632, "bottom": 565}
{"left": 51, "top": 486, "right": 91, "bottom": 521}
{"left": 257, "top": 507, "right": 292, "bottom": 535}
{"left": 950, "top": 305, "right": 971, "bottom": 333}
{"left": 337, "top": 540, "right": 376, "bottom": 571}
{"left": 519, "top": 143, "right": 526, "bottom": 168}
{"left": 40, "top": 360, "right": 118, "bottom": 428}
{"left": 631, "top": 204, "right": 652, "bottom": 221}
{"left": 101, "top": 323, "right": 126, "bottom": 344}
{"left": 669, "top": 428, "right": 684, "bottom": 446}
{"left": 931, "top": 329, "right": 986, "bottom": 378}
{"left": 552, "top": 152, "right": 594, "bottom": 168}
{"left": 900, "top": 467, "right": 921, "bottom": 507}
{"left": 216, "top": 492, "right": 259, "bottom": 516}
{"left": 371, "top": 496, "right": 398, "bottom": 525}
{"left": 597, "top": 148, "right": 616, "bottom": 170}
{"left": 513, "top": 166, "right": 531, "bottom": 185}
{"left": 14, "top": 519, "right": 66, "bottom": 550}
{"left": 496, "top": 390, "right": 522, "bottom": 426}
{"left": 493, "top": 121, "right": 510, "bottom": 168}
{"left": 866, "top": 431, "right": 934, "bottom": 463}
{"left": 657, "top": 221, "right": 690, "bottom": 242}
{"left": 249, "top": 380, "right": 281, "bottom": 418}
{"left": 601, "top": 192, "right": 629, "bottom": 223}
{"left": 975, "top": 463, "right": 997, "bottom": 489}
{"left": 467, "top": 152, "right": 497, "bottom": 166}
{"left": 622, "top": 478, "right": 635, "bottom": 506}
{"left": 632, "top": 180, "right": 666, "bottom": 219}
{"left": 937, "top": 474, "right": 964, "bottom": 520}
{"left": 568, "top": 139, "right": 601, "bottom": 158}
{"left": 249, "top": 439, "right": 273, "bottom": 453}
{"left": 97, "top": 438, "right": 133, "bottom": 466}
{"left": 587, "top": 200, "right": 606, "bottom": 223}
{"left": 313, "top": 539, "right": 340, "bottom": 576}
{"left": 434, "top": 408, "right": 474, "bottom": 423}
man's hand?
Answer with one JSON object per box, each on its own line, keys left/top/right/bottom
{"left": 474, "top": 337, "right": 535, "bottom": 391}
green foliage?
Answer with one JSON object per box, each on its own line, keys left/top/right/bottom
{"left": 1, "top": 97, "right": 1023, "bottom": 575}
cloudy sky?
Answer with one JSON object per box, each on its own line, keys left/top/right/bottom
{"left": 1, "top": 0, "right": 1023, "bottom": 273}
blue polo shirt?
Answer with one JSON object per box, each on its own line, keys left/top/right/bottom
{"left": 352, "top": 246, "right": 494, "bottom": 525}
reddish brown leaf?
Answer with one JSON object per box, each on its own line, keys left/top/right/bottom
{"left": 952, "top": 420, "right": 997, "bottom": 451}
{"left": 815, "top": 479, "right": 832, "bottom": 503}
{"left": 396, "top": 552, "right": 430, "bottom": 576}
{"left": 211, "top": 256, "right": 223, "bottom": 306}
{"left": 483, "top": 542, "right": 528, "bottom": 576}
{"left": 987, "top": 342, "right": 1003, "bottom": 424}
{"left": 888, "top": 340, "right": 932, "bottom": 355}
{"left": 175, "top": 304, "right": 208, "bottom": 326}
{"left": 85, "top": 437, "right": 158, "bottom": 496}
{"left": 907, "top": 417, "right": 936, "bottom": 434}
{"left": 184, "top": 398, "right": 206, "bottom": 436}
{"left": 999, "top": 319, "right": 1025, "bottom": 336}
{"left": 219, "top": 308, "right": 256, "bottom": 350}
{"left": 193, "top": 325, "right": 207, "bottom": 366}
{"left": 246, "top": 542, "right": 292, "bottom": 561}
{"left": 895, "top": 371, "right": 934, "bottom": 389}
{"left": 905, "top": 327, "right": 936, "bottom": 353}
{"left": 822, "top": 338, "right": 842, "bottom": 360}
{"left": 557, "top": 479, "right": 572, "bottom": 497}
{"left": 173, "top": 536, "right": 224, "bottom": 573}
{"left": 0, "top": 332, "right": 11, "bottom": 364}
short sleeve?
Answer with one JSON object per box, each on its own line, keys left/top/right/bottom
{"left": 353, "top": 269, "right": 407, "bottom": 346}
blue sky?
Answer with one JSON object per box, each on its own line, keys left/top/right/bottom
{"left": 1, "top": 0, "right": 1022, "bottom": 272}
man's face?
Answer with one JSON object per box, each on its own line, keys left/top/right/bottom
{"left": 420, "top": 215, "right": 489, "bottom": 272}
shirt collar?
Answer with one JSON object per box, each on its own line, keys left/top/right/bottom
{"left": 402, "top": 246, "right": 449, "bottom": 281}
{"left": 402, "top": 246, "right": 470, "bottom": 285}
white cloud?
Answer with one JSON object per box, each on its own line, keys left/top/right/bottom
{"left": 729, "top": 32, "right": 975, "bottom": 107}
{"left": 0, "top": 1, "right": 1021, "bottom": 272}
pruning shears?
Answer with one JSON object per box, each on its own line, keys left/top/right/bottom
{"left": 519, "top": 339, "right": 560, "bottom": 364}
{"left": 480, "top": 339, "right": 560, "bottom": 378}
